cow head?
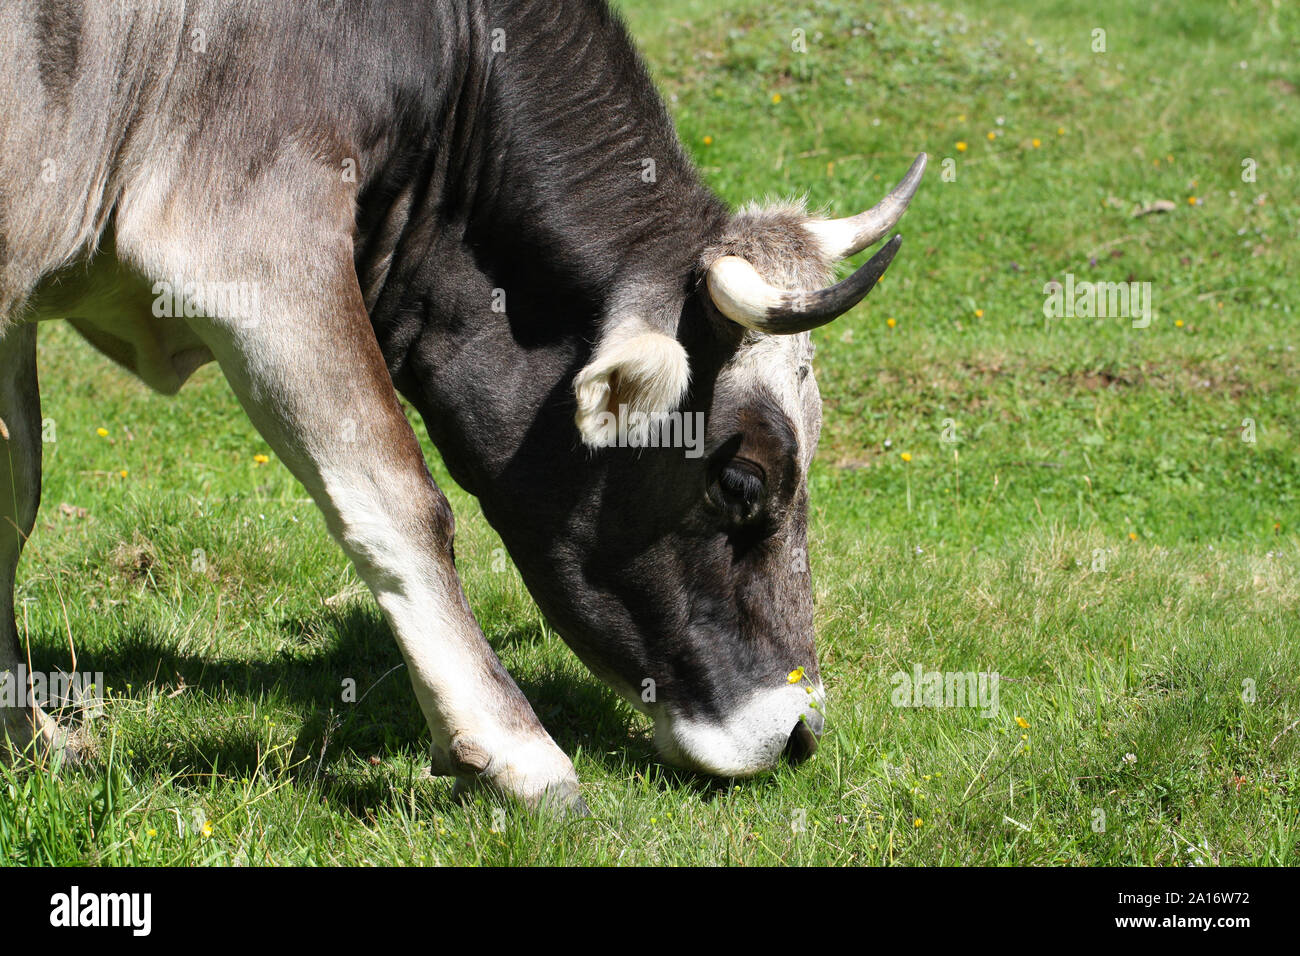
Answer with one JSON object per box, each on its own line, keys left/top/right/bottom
{"left": 464, "top": 155, "right": 926, "bottom": 777}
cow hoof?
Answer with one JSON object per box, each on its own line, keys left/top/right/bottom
{"left": 0, "top": 706, "right": 88, "bottom": 769}
{"left": 446, "top": 734, "right": 588, "bottom": 818}
{"left": 451, "top": 773, "right": 589, "bottom": 818}
{"left": 537, "top": 779, "right": 590, "bottom": 819}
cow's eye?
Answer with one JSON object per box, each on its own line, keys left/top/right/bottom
{"left": 710, "top": 459, "right": 766, "bottom": 526}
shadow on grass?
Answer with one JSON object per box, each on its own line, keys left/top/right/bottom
{"left": 23, "top": 603, "right": 734, "bottom": 814}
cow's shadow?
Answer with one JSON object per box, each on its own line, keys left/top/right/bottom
{"left": 26, "top": 602, "right": 728, "bottom": 816}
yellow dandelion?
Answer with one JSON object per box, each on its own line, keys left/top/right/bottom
{"left": 96, "top": 427, "right": 109, "bottom": 437}
{"left": 1021, "top": 733, "right": 1028, "bottom": 740}
{"left": 702, "top": 135, "right": 713, "bottom": 146}
{"left": 146, "top": 828, "right": 157, "bottom": 838}
{"left": 786, "top": 667, "right": 806, "bottom": 684}
{"left": 1015, "top": 716, "right": 1029, "bottom": 729}
{"left": 1057, "top": 126, "right": 1066, "bottom": 135}
{"left": 1129, "top": 531, "right": 1138, "bottom": 541}
{"left": 1031, "top": 138, "right": 1041, "bottom": 148}
{"left": 956, "top": 141, "right": 967, "bottom": 152}
{"left": 1175, "top": 319, "right": 1184, "bottom": 328}
{"left": 119, "top": 470, "right": 129, "bottom": 478}
{"left": 901, "top": 452, "right": 912, "bottom": 463}
{"left": 974, "top": 308, "right": 984, "bottom": 318}
{"left": 771, "top": 93, "right": 782, "bottom": 104}
{"left": 986, "top": 131, "right": 996, "bottom": 141}
{"left": 201, "top": 821, "right": 213, "bottom": 838}
{"left": 1187, "top": 196, "right": 1198, "bottom": 205}
{"left": 957, "top": 113, "right": 966, "bottom": 122}
{"left": 913, "top": 817, "right": 923, "bottom": 828}
{"left": 886, "top": 316, "right": 897, "bottom": 328}
{"left": 253, "top": 453, "right": 270, "bottom": 465}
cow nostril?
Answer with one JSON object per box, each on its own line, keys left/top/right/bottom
{"left": 783, "top": 718, "right": 819, "bottom": 764}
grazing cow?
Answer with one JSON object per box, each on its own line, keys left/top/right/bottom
{"left": 0, "top": 0, "right": 925, "bottom": 812}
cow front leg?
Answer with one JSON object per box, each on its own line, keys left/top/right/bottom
{"left": 166, "top": 251, "right": 583, "bottom": 814}
{"left": 0, "top": 323, "right": 79, "bottom": 764}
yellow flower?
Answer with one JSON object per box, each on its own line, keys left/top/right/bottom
{"left": 201, "top": 821, "right": 213, "bottom": 838}
{"left": 119, "top": 470, "right": 129, "bottom": 478}
{"left": 1020, "top": 734, "right": 1028, "bottom": 740}
{"left": 146, "top": 828, "right": 157, "bottom": 838}
{"left": 901, "top": 452, "right": 912, "bottom": 463}
{"left": 1057, "top": 126, "right": 1066, "bottom": 135}
{"left": 786, "top": 667, "right": 806, "bottom": 684}
{"left": 1175, "top": 319, "right": 1184, "bottom": 328}
{"left": 1129, "top": 531, "right": 1138, "bottom": 541}
{"left": 974, "top": 308, "right": 984, "bottom": 318}
{"left": 957, "top": 113, "right": 966, "bottom": 122}
{"left": 1187, "top": 196, "right": 1198, "bottom": 205}
{"left": 886, "top": 317, "right": 896, "bottom": 328}
{"left": 986, "top": 131, "right": 996, "bottom": 141}
{"left": 1031, "top": 138, "right": 1041, "bottom": 148}
{"left": 96, "top": 427, "right": 109, "bottom": 437}
{"left": 702, "top": 135, "right": 713, "bottom": 146}
{"left": 913, "top": 817, "right": 923, "bottom": 827}
{"left": 1015, "top": 716, "right": 1029, "bottom": 729}
{"left": 253, "top": 453, "right": 270, "bottom": 464}
{"left": 771, "top": 93, "right": 782, "bottom": 104}
{"left": 955, "top": 141, "right": 967, "bottom": 152}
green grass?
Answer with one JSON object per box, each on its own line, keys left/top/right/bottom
{"left": 3, "top": 0, "right": 1298, "bottom": 865}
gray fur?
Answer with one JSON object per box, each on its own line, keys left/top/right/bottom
{"left": 0, "top": 0, "right": 912, "bottom": 791}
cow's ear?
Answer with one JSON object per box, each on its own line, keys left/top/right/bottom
{"left": 573, "top": 327, "right": 690, "bottom": 448}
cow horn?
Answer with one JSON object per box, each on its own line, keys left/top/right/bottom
{"left": 706, "top": 154, "right": 925, "bottom": 334}
{"left": 706, "top": 235, "right": 902, "bottom": 335}
{"left": 803, "top": 153, "right": 927, "bottom": 260}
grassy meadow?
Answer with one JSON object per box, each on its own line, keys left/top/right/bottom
{"left": 2, "top": 0, "right": 1297, "bottom": 865}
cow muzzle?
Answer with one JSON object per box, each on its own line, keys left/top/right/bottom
{"left": 653, "top": 681, "right": 826, "bottom": 777}
{"left": 783, "top": 707, "right": 825, "bottom": 765}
